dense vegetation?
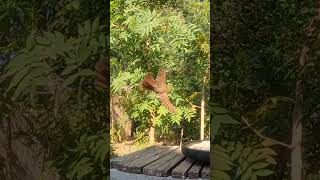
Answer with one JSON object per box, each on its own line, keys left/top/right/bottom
{"left": 0, "top": 0, "right": 108, "bottom": 179}
{"left": 212, "top": 0, "right": 320, "bottom": 179}
{"left": 1, "top": 0, "right": 320, "bottom": 180}
{"left": 110, "top": 0, "right": 210, "bottom": 145}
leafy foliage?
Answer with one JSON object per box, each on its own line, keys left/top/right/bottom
{"left": 0, "top": 0, "right": 108, "bottom": 179}
{"left": 56, "top": 132, "right": 109, "bottom": 180}
{"left": 212, "top": 0, "right": 320, "bottom": 179}
{"left": 110, "top": 0, "right": 209, "bottom": 143}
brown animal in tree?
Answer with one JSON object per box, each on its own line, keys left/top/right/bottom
{"left": 140, "top": 69, "right": 176, "bottom": 113}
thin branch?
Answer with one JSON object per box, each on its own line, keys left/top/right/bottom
{"left": 241, "top": 116, "right": 294, "bottom": 149}
{"left": 185, "top": 99, "right": 201, "bottom": 109}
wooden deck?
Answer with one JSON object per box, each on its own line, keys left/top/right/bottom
{"left": 111, "top": 145, "right": 210, "bottom": 179}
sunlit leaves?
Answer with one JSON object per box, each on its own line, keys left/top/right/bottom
{"left": 135, "top": 10, "right": 162, "bottom": 37}
{"left": 110, "top": 0, "right": 209, "bottom": 151}
{"left": 111, "top": 69, "right": 144, "bottom": 94}
{"left": 158, "top": 106, "right": 168, "bottom": 116}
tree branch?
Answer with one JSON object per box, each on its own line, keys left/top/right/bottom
{"left": 241, "top": 116, "right": 294, "bottom": 149}
{"left": 185, "top": 99, "right": 201, "bottom": 109}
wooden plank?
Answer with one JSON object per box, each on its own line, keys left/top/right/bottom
{"left": 111, "top": 145, "right": 156, "bottom": 167}
{"left": 143, "top": 148, "right": 185, "bottom": 177}
{"left": 111, "top": 145, "right": 157, "bottom": 168}
{"left": 188, "top": 161, "right": 203, "bottom": 179}
{"left": 171, "top": 157, "right": 195, "bottom": 179}
{"left": 156, "top": 153, "right": 185, "bottom": 176}
{"left": 126, "top": 146, "right": 178, "bottom": 173}
{"left": 117, "top": 146, "right": 168, "bottom": 171}
{"left": 201, "top": 163, "right": 210, "bottom": 179}
{"left": 125, "top": 146, "right": 179, "bottom": 173}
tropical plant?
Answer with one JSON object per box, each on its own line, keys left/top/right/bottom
{"left": 0, "top": 0, "right": 109, "bottom": 179}
{"left": 212, "top": 0, "right": 320, "bottom": 179}
{"left": 110, "top": 0, "right": 210, "bottom": 144}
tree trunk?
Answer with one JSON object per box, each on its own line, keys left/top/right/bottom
{"left": 200, "top": 94, "right": 205, "bottom": 140}
{"left": 291, "top": 80, "right": 303, "bottom": 180}
{"left": 149, "top": 112, "right": 156, "bottom": 144}
{"left": 180, "top": 125, "right": 184, "bottom": 147}
{"left": 111, "top": 96, "right": 133, "bottom": 139}
{"left": 149, "top": 125, "right": 155, "bottom": 144}
{"left": 290, "top": 44, "right": 308, "bottom": 180}
{"left": 180, "top": 119, "right": 186, "bottom": 147}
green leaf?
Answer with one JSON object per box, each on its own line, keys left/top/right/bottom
{"left": 72, "top": 0, "right": 80, "bottom": 10}
{"left": 256, "top": 148, "right": 278, "bottom": 156}
{"left": 250, "top": 174, "right": 257, "bottom": 180}
{"left": 231, "top": 143, "right": 244, "bottom": 160}
{"left": 99, "top": 34, "right": 106, "bottom": 47}
{"left": 213, "top": 151, "right": 230, "bottom": 162}
{"left": 215, "top": 114, "right": 240, "bottom": 124}
{"left": 255, "top": 169, "right": 274, "bottom": 176}
{"left": 44, "top": 32, "right": 56, "bottom": 42}
{"left": 13, "top": 75, "right": 31, "bottom": 100}
{"left": 241, "top": 168, "right": 252, "bottom": 180}
{"left": 92, "top": 17, "right": 100, "bottom": 32}
{"left": 247, "top": 151, "right": 259, "bottom": 162}
{"left": 262, "top": 139, "right": 277, "bottom": 147}
{"left": 32, "top": 77, "right": 48, "bottom": 86}
{"left": 64, "top": 69, "right": 95, "bottom": 86}
{"left": 212, "top": 119, "right": 221, "bottom": 135}
{"left": 235, "top": 163, "right": 244, "bottom": 178}
{"left": 26, "top": 33, "right": 35, "bottom": 50}
{"left": 95, "top": 143, "right": 107, "bottom": 162}
{"left": 78, "top": 24, "right": 85, "bottom": 35}
{"left": 55, "top": 31, "right": 64, "bottom": 43}
{"left": 6, "top": 68, "right": 29, "bottom": 92}
{"left": 5, "top": 53, "right": 29, "bottom": 77}
{"left": 61, "top": 64, "right": 78, "bottom": 76}
{"left": 158, "top": 106, "right": 168, "bottom": 116}
{"left": 30, "top": 63, "right": 51, "bottom": 77}
{"left": 212, "top": 170, "right": 231, "bottom": 180}
{"left": 264, "top": 156, "right": 277, "bottom": 165}
{"left": 270, "top": 96, "right": 294, "bottom": 104}
{"left": 78, "top": 43, "right": 91, "bottom": 62}
{"left": 252, "top": 162, "right": 269, "bottom": 169}
{"left": 84, "top": 20, "right": 91, "bottom": 34}
{"left": 214, "top": 144, "right": 228, "bottom": 152}
{"left": 54, "top": 32, "right": 66, "bottom": 53}
{"left": 36, "top": 36, "right": 50, "bottom": 45}
{"left": 242, "top": 147, "right": 252, "bottom": 159}
{"left": 239, "top": 160, "right": 249, "bottom": 174}
{"left": 213, "top": 153, "right": 232, "bottom": 171}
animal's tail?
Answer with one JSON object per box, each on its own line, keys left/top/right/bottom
{"left": 159, "top": 93, "right": 176, "bottom": 113}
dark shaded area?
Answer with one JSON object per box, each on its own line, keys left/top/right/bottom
{"left": 0, "top": 0, "right": 109, "bottom": 179}
{"left": 211, "top": 0, "right": 320, "bottom": 179}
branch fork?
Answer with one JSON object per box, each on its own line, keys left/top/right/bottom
{"left": 241, "top": 116, "right": 294, "bottom": 149}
